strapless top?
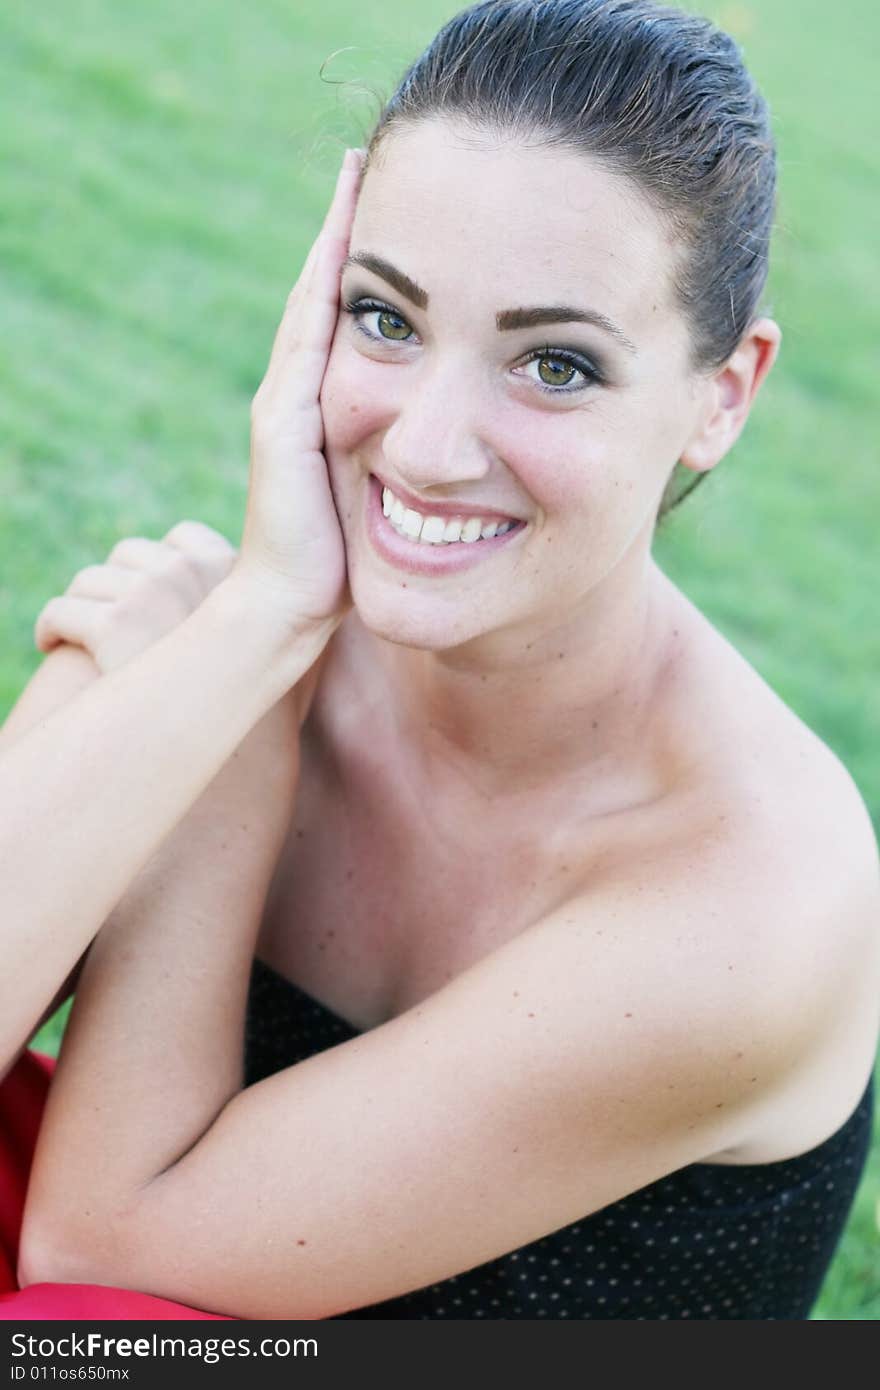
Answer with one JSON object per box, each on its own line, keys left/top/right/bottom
{"left": 245, "top": 957, "right": 874, "bottom": 1319}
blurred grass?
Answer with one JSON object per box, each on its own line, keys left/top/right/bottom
{"left": 1, "top": 0, "right": 877, "bottom": 1319}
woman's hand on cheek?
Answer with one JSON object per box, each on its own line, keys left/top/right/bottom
{"left": 234, "top": 148, "right": 364, "bottom": 636}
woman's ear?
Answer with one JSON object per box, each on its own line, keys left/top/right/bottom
{"left": 679, "top": 317, "right": 782, "bottom": 474}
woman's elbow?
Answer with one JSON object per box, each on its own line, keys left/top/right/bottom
{"left": 17, "top": 1200, "right": 128, "bottom": 1291}
{"left": 17, "top": 1220, "right": 83, "bottom": 1289}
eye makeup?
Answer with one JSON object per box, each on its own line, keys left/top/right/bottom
{"left": 340, "top": 293, "right": 609, "bottom": 396}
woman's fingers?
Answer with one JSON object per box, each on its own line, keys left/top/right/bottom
{"left": 107, "top": 537, "right": 176, "bottom": 574}
{"left": 34, "top": 596, "right": 105, "bottom": 655}
{"left": 259, "top": 149, "right": 363, "bottom": 404}
{"left": 162, "top": 520, "right": 237, "bottom": 562}
{"left": 33, "top": 522, "right": 240, "bottom": 668}
{"left": 66, "top": 564, "right": 138, "bottom": 601}
{"left": 162, "top": 521, "right": 238, "bottom": 592}
{"left": 103, "top": 525, "right": 234, "bottom": 606}
{"left": 103, "top": 538, "right": 203, "bottom": 608}
{"left": 321, "top": 146, "right": 365, "bottom": 243}
{"left": 236, "top": 148, "right": 362, "bottom": 628}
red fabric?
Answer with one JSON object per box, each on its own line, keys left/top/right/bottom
{"left": 0, "top": 1051, "right": 229, "bottom": 1320}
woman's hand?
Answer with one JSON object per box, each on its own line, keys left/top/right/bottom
{"left": 33, "top": 521, "right": 237, "bottom": 675}
{"left": 234, "top": 147, "right": 363, "bottom": 633}
{"left": 33, "top": 149, "right": 362, "bottom": 686}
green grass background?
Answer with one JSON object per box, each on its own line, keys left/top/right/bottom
{"left": 1, "top": 0, "right": 877, "bottom": 1317}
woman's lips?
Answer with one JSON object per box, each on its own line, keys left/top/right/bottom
{"left": 373, "top": 471, "right": 521, "bottom": 525}
{"left": 364, "top": 475, "right": 526, "bottom": 578}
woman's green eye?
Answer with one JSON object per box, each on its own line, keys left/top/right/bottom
{"left": 377, "top": 310, "right": 412, "bottom": 341}
{"left": 344, "top": 299, "right": 601, "bottom": 395}
{"left": 537, "top": 355, "right": 577, "bottom": 388}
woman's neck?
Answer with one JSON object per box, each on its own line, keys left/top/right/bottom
{"left": 361, "top": 554, "right": 687, "bottom": 812}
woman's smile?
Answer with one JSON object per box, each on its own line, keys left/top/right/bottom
{"left": 365, "top": 472, "right": 528, "bottom": 578}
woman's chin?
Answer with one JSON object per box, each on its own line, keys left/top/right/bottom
{"left": 352, "top": 604, "right": 470, "bottom": 653}
{"left": 349, "top": 578, "right": 487, "bottom": 653}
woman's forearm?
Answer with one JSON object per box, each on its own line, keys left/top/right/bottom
{"left": 0, "top": 574, "right": 330, "bottom": 1070}
{"left": 0, "top": 646, "right": 102, "bottom": 1075}
{"left": 21, "top": 600, "right": 312, "bottom": 1279}
{"left": 33, "top": 671, "right": 304, "bottom": 1203}
{"left": 0, "top": 646, "right": 100, "bottom": 757}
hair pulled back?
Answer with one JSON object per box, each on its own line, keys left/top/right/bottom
{"left": 364, "top": 0, "right": 777, "bottom": 521}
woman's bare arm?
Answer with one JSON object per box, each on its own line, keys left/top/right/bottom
{"left": 0, "top": 518, "right": 257, "bottom": 1073}
{"left": 0, "top": 646, "right": 101, "bottom": 1072}
{"left": 0, "top": 646, "right": 100, "bottom": 758}
{"left": 0, "top": 573, "right": 329, "bottom": 1076}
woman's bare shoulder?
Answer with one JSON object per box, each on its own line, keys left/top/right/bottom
{"left": 638, "top": 605, "right": 880, "bottom": 1157}
{"left": 658, "top": 583, "right": 874, "bottom": 862}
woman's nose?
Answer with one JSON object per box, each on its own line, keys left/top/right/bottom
{"left": 380, "top": 365, "right": 493, "bottom": 493}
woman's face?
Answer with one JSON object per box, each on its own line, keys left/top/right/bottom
{"left": 321, "top": 118, "right": 709, "bottom": 652}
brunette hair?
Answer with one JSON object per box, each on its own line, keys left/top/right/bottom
{"left": 363, "top": 0, "right": 777, "bottom": 522}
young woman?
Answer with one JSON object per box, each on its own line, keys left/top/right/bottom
{"left": 2, "top": 0, "right": 878, "bottom": 1320}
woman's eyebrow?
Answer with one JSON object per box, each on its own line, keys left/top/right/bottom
{"left": 343, "top": 251, "right": 638, "bottom": 355}
{"left": 343, "top": 253, "right": 428, "bottom": 309}
{"left": 497, "top": 305, "right": 638, "bottom": 356}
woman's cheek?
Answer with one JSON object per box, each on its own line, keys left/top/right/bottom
{"left": 497, "top": 411, "right": 602, "bottom": 515}
{"left": 320, "top": 340, "right": 388, "bottom": 454}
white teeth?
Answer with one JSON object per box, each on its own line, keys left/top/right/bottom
{"left": 378, "top": 480, "right": 519, "bottom": 546}
{"left": 401, "top": 508, "right": 423, "bottom": 539}
{"left": 420, "top": 516, "right": 447, "bottom": 544}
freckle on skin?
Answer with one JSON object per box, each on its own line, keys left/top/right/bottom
{"left": 624, "top": 1012, "right": 633, "bottom": 1018}
{"left": 527, "top": 1012, "right": 535, "bottom": 1018}
{"left": 297, "top": 1239, "right": 307, "bottom": 1246}
{"left": 513, "top": 991, "right": 519, "bottom": 997}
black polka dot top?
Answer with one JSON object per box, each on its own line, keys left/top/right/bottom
{"left": 245, "top": 957, "right": 874, "bottom": 1320}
